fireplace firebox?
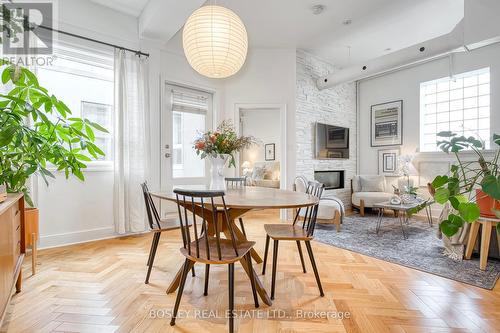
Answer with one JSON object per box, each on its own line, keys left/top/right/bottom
{"left": 314, "top": 170, "right": 345, "bottom": 190}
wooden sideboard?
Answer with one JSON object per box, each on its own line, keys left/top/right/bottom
{"left": 0, "top": 194, "right": 25, "bottom": 326}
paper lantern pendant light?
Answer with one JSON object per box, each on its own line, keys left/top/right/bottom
{"left": 183, "top": 5, "right": 248, "bottom": 79}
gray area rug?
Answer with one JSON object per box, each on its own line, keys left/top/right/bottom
{"left": 314, "top": 214, "right": 500, "bottom": 289}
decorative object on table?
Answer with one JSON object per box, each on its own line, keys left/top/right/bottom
{"left": 370, "top": 100, "right": 403, "bottom": 147}
{"left": 193, "top": 120, "right": 257, "bottom": 190}
{"left": 390, "top": 196, "right": 402, "bottom": 205}
{"left": 0, "top": 183, "right": 6, "bottom": 202}
{"left": 400, "top": 190, "right": 419, "bottom": 204}
{"left": 265, "top": 143, "right": 275, "bottom": 161}
{"left": 392, "top": 185, "right": 400, "bottom": 195}
{"left": 409, "top": 132, "right": 500, "bottom": 237}
{"left": 182, "top": 5, "right": 248, "bottom": 79}
{"left": 378, "top": 149, "right": 399, "bottom": 176}
{"left": 397, "top": 154, "right": 418, "bottom": 201}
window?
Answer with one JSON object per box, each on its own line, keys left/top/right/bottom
{"left": 81, "top": 101, "right": 113, "bottom": 161}
{"left": 170, "top": 87, "right": 210, "bottom": 178}
{"left": 36, "top": 39, "right": 114, "bottom": 162}
{"left": 420, "top": 68, "right": 490, "bottom": 152}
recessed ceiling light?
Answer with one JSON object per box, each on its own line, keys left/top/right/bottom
{"left": 311, "top": 5, "right": 325, "bottom": 15}
{"left": 342, "top": 19, "right": 352, "bottom": 25}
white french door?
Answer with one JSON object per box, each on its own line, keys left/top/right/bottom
{"left": 160, "top": 83, "right": 213, "bottom": 216}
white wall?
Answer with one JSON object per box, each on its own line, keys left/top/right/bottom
{"left": 358, "top": 42, "right": 500, "bottom": 175}
{"left": 240, "top": 109, "right": 281, "bottom": 164}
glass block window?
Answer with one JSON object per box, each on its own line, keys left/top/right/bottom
{"left": 420, "top": 68, "right": 490, "bottom": 152}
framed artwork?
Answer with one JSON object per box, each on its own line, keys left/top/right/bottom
{"left": 378, "top": 149, "right": 399, "bottom": 176}
{"left": 265, "top": 143, "right": 275, "bottom": 161}
{"left": 327, "top": 151, "right": 343, "bottom": 158}
{"left": 371, "top": 100, "right": 403, "bottom": 147}
{"left": 326, "top": 126, "right": 349, "bottom": 148}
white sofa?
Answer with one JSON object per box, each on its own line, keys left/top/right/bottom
{"left": 245, "top": 161, "right": 280, "bottom": 189}
{"left": 294, "top": 176, "right": 344, "bottom": 232}
{"left": 351, "top": 175, "right": 394, "bottom": 216}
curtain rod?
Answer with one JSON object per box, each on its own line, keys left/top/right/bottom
{"left": 38, "top": 25, "right": 150, "bottom": 58}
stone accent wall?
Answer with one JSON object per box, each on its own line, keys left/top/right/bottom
{"left": 296, "top": 50, "right": 357, "bottom": 207}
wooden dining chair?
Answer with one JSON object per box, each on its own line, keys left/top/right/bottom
{"left": 170, "top": 188, "right": 259, "bottom": 333}
{"left": 225, "top": 177, "right": 248, "bottom": 237}
{"left": 141, "top": 182, "right": 195, "bottom": 284}
{"left": 261, "top": 181, "right": 325, "bottom": 299}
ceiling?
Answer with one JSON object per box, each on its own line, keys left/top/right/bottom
{"left": 89, "top": 0, "right": 464, "bottom": 68}
{"left": 90, "top": 0, "right": 149, "bottom": 17}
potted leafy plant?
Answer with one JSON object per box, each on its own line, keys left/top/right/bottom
{"left": 0, "top": 61, "right": 108, "bottom": 245}
{"left": 417, "top": 132, "right": 500, "bottom": 236}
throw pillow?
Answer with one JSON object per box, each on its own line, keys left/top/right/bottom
{"left": 252, "top": 166, "right": 267, "bottom": 180}
{"left": 360, "top": 176, "right": 385, "bottom": 192}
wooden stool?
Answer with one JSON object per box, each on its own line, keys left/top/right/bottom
{"left": 465, "top": 217, "right": 500, "bottom": 270}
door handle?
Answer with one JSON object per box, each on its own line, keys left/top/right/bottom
{"left": 165, "top": 153, "right": 171, "bottom": 158}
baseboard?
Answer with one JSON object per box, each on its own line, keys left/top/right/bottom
{"left": 39, "top": 226, "right": 118, "bottom": 249}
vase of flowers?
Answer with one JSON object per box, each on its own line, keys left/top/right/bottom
{"left": 208, "top": 154, "right": 230, "bottom": 190}
{"left": 194, "top": 120, "right": 256, "bottom": 190}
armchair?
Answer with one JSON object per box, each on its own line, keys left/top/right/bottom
{"left": 294, "top": 176, "right": 344, "bottom": 231}
{"left": 351, "top": 175, "right": 394, "bottom": 216}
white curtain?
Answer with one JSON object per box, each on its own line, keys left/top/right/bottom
{"left": 113, "top": 49, "right": 150, "bottom": 234}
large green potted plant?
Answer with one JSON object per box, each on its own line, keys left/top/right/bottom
{"left": 413, "top": 132, "right": 500, "bottom": 236}
{"left": 0, "top": 61, "right": 108, "bottom": 204}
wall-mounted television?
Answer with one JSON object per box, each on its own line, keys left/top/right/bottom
{"left": 314, "top": 122, "right": 349, "bottom": 159}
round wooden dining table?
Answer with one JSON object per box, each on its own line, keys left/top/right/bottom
{"left": 150, "top": 186, "right": 319, "bottom": 306}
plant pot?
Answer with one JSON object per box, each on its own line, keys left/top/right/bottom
{"left": 476, "top": 189, "right": 500, "bottom": 218}
{"left": 0, "top": 183, "right": 6, "bottom": 203}
{"left": 209, "top": 155, "right": 229, "bottom": 190}
{"left": 24, "top": 207, "right": 39, "bottom": 247}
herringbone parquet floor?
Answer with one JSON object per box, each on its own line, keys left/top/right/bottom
{"left": 2, "top": 210, "right": 500, "bottom": 333}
